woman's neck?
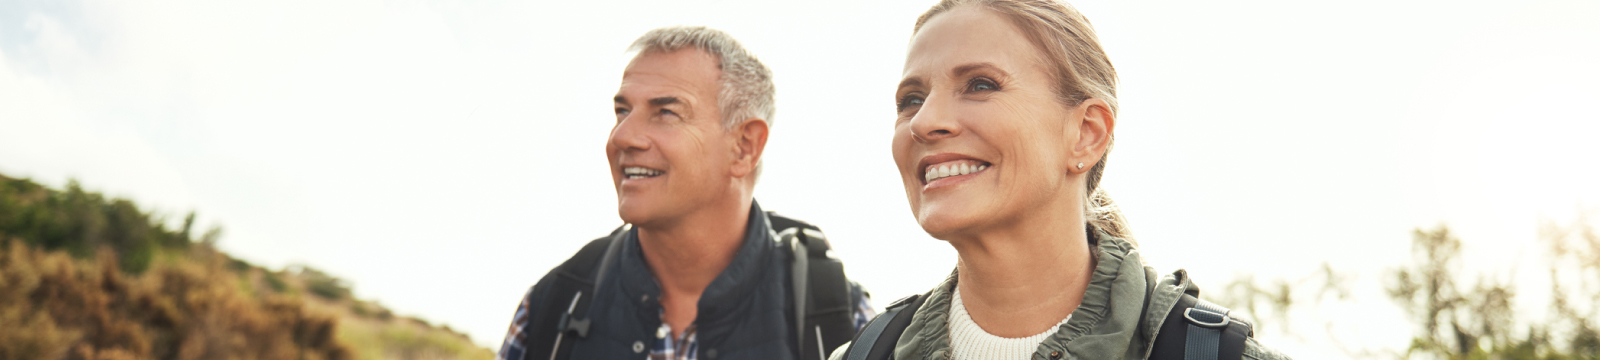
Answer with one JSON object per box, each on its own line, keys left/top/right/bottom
{"left": 950, "top": 210, "right": 1094, "bottom": 338}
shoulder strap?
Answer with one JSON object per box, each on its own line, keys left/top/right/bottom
{"left": 1150, "top": 293, "right": 1253, "bottom": 360}
{"left": 842, "top": 294, "right": 925, "bottom": 360}
{"left": 525, "top": 225, "right": 628, "bottom": 360}
{"left": 769, "top": 212, "right": 857, "bottom": 360}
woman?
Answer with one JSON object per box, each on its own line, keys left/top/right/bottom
{"left": 834, "top": 1, "right": 1291, "bottom": 359}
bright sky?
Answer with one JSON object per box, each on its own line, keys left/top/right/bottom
{"left": 2, "top": 0, "right": 1597, "bottom": 358}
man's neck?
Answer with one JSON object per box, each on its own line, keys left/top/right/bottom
{"left": 636, "top": 197, "right": 752, "bottom": 337}
{"left": 949, "top": 201, "right": 1094, "bottom": 338}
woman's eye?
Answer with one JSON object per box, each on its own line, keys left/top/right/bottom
{"left": 968, "top": 78, "right": 998, "bottom": 92}
{"left": 897, "top": 95, "right": 924, "bottom": 112}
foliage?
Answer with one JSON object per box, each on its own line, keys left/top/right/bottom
{"left": 1221, "top": 217, "right": 1600, "bottom": 359}
{"left": 339, "top": 318, "right": 494, "bottom": 360}
{"left": 0, "top": 174, "right": 195, "bottom": 274}
{"left": 294, "top": 265, "right": 354, "bottom": 301}
{"left": 0, "top": 240, "right": 351, "bottom": 360}
{"left": 1214, "top": 263, "right": 1349, "bottom": 334}
{"left": 1541, "top": 214, "right": 1600, "bottom": 359}
{"left": 1385, "top": 226, "right": 1525, "bottom": 358}
{"left": 1378, "top": 220, "right": 1600, "bottom": 359}
{"left": 0, "top": 173, "right": 493, "bottom": 360}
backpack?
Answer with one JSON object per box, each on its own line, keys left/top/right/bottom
{"left": 523, "top": 212, "right": 860, "bottom": 360}
{"left": 839, "top": 269, "right": 1254, "bottom": 360}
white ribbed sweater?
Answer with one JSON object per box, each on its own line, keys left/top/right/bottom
{"left": 948, "top": 289, "right": 1072, "bottom": 360}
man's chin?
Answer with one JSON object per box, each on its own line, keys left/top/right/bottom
{"left": 616, "top": 201, "right": 662, "bottom": 227}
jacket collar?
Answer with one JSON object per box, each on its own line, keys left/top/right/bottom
{"left": 615, "top": 200, "right": 780, "bottom": 326}
{"left": 894, "top": 227, "right": 1188, "bottom": 360}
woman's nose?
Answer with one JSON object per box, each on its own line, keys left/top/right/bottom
{"left": 908, "top": 97, "right": 961, "bottom": 142}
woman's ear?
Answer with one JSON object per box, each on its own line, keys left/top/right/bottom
{"left": 1071, "top": 99, "right": 1114, "bottom": 172}
{"left": 730, "top": 118, "right": 770, "bottom": 178}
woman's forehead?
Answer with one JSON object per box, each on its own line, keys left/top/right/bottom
{"left": 903, "top": 6, "right": 1041, "bottom": 81}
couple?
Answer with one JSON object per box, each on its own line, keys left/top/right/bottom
{"left": 500, "top": 1, "right": 1291, "bottom": 360}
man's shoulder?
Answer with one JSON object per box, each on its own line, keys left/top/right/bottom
{"left": 523, "top": 228, "right": 628, "bottom": 297}
{"left": 547, "top": 227, "right": 629, "bottom": 275}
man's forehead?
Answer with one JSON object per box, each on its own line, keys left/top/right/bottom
{"left": 617, "top": 49, "right": 721, "bottom": 102}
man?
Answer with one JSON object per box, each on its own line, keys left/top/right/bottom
{"left": 498, "top": 27, "right": 872, "bottom": 360}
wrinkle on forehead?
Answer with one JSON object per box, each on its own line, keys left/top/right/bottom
{"left": 619, "top": 49, "right": 722, "bottom": 112}
{"left": 901, "top": 5, "right": 1053, "bottom": 87}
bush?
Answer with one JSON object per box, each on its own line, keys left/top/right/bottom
{"left": 0, "top": 175, "right": 194, "bottom": 274}
{"left": 0, "top": 173, "right": 491, "bottom": 360}
{"left": 0, "top": 240, "right": 353, "bottom": 360}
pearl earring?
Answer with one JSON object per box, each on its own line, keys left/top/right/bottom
{"left": 1077, "top": 162, "right": 1085, "bottom": 170}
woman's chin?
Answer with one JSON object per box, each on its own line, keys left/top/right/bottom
{"left": 916, "top": 211, "right": 984, "bottom": 241}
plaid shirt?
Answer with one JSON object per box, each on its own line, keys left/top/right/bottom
{"left": 498, "top": 286, "right": 874, "bottom": 360}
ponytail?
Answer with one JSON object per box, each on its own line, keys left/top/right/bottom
{"left": 1087, "top": 187, "right": 1135, "bottom": 246}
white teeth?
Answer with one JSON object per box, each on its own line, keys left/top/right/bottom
{"left": 623, "top": 166, "right": 663, "bottom": 179}
{"left": 923, "top": 161, "right": 989, "bottom": 183}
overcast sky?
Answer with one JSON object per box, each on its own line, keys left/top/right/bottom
{"left": 2, "top": 0, "right": 1598, "bottom": 358}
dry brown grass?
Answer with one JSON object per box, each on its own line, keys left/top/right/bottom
{"left": 0, "top": 240, "right": 351, "bottom": 360}
{"left": 0, "top": 174, "right": 491, "bottom": 360}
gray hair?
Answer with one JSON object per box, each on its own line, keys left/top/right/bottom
{"left": 628, "top": 26, "right": 776, "bottom": 130}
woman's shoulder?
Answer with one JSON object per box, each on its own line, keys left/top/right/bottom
{"left": 1245, "top": 337, "right": 1294, "bottom": 360}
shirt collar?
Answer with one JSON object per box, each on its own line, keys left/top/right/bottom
{"left": 616, "top": 200, "right": 779, "bottom": 325}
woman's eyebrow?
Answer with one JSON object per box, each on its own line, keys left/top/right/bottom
{"left": 898, "top": 77, "right": 925, "bottom": 92}
{"left": 951, "top": 62, "right": 1004, "bottom": 77}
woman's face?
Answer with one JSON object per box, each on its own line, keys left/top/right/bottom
{"left": 893, "top": 6, "right": 1089, "bottom": 240}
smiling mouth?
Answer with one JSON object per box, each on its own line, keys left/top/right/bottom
{"left": 923, "top": 160, "right": 989, "bottom": 183}
{"left": 623, "top": 166, "right": 664, "bottom": 180}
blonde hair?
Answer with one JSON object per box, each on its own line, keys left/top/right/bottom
{"left": 914, "top": 0, "right": 1134, "bottom": 243}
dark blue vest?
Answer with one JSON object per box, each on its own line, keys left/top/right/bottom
{"left": 566, "top": 202, "right": 797, "bottom": 359}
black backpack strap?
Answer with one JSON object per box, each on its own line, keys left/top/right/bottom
{"left": 842, "top": 294, "right": 925, "bottom": 360}
{"left": 769, "top": 211, "right": 857, "bottom": 360}
{"left": 525, "top": 225, "right": 629, "bottom": 360}
{"left": 1150, "top": 293, "right": 1253, "bottom": 360}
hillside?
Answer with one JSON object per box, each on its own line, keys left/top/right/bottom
{"left": 0, "top": 173, "right": 494, "bottom": 360}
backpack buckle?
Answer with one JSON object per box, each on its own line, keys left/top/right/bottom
{"left": 556, "top": 292, "right": 592, "bottom": 338}
{"left": 557, "top": 313, "right": 592, "bottom": 338}
{"left": 1183, "top": 307, "right": 1230, "bottom": 329}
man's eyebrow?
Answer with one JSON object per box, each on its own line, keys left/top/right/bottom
{"left": 649, "top": 97, "right": 682, "bottom": 107}
{"left": 614, "top": 95, "right": 628, "bottom": 104}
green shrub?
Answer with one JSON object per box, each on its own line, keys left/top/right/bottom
{"left": 0, "top": 175, "right": 193, "bottom": 274}
{"left": 0, "top": 172, "right": 491, "bottom": 360}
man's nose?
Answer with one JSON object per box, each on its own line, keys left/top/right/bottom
{"left": 609, "top": 114, "right": 651, "bottom": 152}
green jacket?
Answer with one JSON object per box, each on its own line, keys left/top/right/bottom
{"left": 832, "top": 230, "right": 1292, "bottom": 360}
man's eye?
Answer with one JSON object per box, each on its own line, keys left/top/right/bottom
{"left": 968, "top": 78, "right": 998, "bottom": 92}
{"left": 897, "top": 95, "right": 924, "bottom": 112}
{"left": 660, "top": 109, "right": 678, "bottom": 117}
{"left": 615, "top": 107, "right": 630, "bottom": 116}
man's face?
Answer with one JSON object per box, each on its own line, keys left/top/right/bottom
{"left": 608, "top": 49, "right": 732, "bottom": 228}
